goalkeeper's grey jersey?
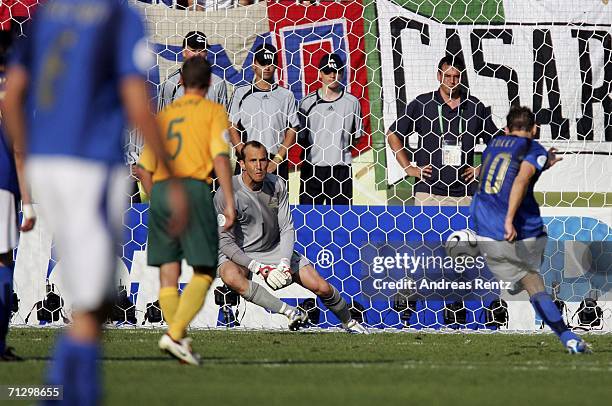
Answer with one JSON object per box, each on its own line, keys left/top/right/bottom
{"left": 214, "top": 174, "right": 295, "bottom": 268}
{"left": 298, "top": 89, "right": 362, "bottom": 166}
{"left": 228, "top": 83, "right": 299, "bottom": 155}
{"left": 157, "top": 69, "right": 228, "bottom": 111}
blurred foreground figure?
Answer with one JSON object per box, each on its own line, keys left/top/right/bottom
{"left": 2, "top": 1, "right": 186, "bottom": 404}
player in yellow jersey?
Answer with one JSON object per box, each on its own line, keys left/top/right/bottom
{"left": 136, "top": 56, "right": 235, "bottom": 365}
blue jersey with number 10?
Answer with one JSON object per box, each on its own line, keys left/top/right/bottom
{"left": 471, "top": 134, "right": 549, "bottom": 240}
{"left": 9, "top": 0, "right": 152, "bottom": 164}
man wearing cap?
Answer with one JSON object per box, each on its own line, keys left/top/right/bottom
{"left": 298, "top": 53, "right": 362, "bottom": 205}
{"left": 228, "top": 43, "right": 299, "bottom": 182}
{"left": 158, "top": 30, "right": 228, "bottom": 111}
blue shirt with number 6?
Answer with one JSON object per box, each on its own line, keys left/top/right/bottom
{"left": 9, "top": 0, "right": 153, "bottom": 164}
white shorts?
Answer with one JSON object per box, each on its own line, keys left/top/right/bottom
{"left": 0, "top": 189, "right": 18, "bottom": 254}
{"left": 218, "top": 246, "right": 311, "bottom": 274}
{"left": 477, "top": 235, "right": 547, "bottom": 285}
{"left": 27, "top": 157, "right": 127, "bottom": 311}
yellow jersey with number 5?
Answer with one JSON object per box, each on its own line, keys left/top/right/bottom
{"left": 139, "top": 94, "right": 230, "bottom": 183}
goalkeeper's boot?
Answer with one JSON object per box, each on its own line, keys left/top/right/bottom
{"left": 158, "top": 334, "right": 201, "bottom": 366}
{"left": 565, "top": 338, "right": 592, "bottom": 354}
{"left": 286, "top": 309, "right": 308, "bottom": 331}
{"left": 343, "top": 319, "right": 370, "bottom": 334}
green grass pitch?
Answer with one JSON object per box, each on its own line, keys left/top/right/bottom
{"left": 1, "top": 328, "right": 611, "bottom": 405}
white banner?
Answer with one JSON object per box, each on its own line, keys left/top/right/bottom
{"left": 378, "top": 0, "right": 612, "bottom": 191}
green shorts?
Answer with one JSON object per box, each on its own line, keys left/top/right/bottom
{"left": 147, "top": 178, "right": 218, "bottom": 268}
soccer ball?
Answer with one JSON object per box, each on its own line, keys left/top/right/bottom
{"left": 445, "top": 229, "right": 480, "bottom": 258}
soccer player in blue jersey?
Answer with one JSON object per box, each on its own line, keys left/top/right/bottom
{"left": 0, "top": 31, "right": 36, "bottom": 362}
{"left": 0, "top": 65, "right": 35, "bottom": 361}
{"left": 472, "top": 106, "right": 589, "bottom": 354}
{"left": 2, "top": 0, "right": 187, "bottom": 403}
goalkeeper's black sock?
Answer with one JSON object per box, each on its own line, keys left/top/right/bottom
{"left": 322, "top": 285, "right": 351, "bottom": 324}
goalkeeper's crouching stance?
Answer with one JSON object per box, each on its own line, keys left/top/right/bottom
{"left": 215, "top": 141, "right": 367, "bottom": 333}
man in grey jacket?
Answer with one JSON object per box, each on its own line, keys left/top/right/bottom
{"left": 214, "top": 140, "right": 367, "bottom": 333}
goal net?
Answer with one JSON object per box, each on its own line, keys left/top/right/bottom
{"left": 5, "top": 0, "right": 611, "bottom": 332}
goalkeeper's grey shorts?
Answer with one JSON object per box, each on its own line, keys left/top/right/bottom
{"left": 218, "top": 245, "right": 311, "bottom": 274}
{"left": 476, "top": 235, "right": 547, "bottom": 285}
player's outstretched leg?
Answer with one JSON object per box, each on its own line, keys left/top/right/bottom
{"left": 294, "top": 265, "right": 369, "bottom": 334}
{"left": 0, "top": 253, "right": 21, "bottom": 361}
{"left": 522, "top": 273, "right": 590, "bottom": 354}
{"left": 219, "top": 262, "right": 307, "bottom": 330}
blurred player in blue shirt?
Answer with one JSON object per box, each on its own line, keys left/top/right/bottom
{"left": 472, "top": 106, "right": 589, "bottom": 354}
{"left": 0, "top": 98, "right": 35, "bottom": 364}
{"left": 0, "top": 31, "right": 35, "bottom": 363}
{"left": 2, "top": 1, "right": 187, "bottom": 403}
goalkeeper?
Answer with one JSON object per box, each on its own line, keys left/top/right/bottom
{"left": 214, "top": 140, "right": 367, "bottom": 333}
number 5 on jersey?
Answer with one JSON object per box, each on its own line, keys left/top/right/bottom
{"left": 167, "top": 117, "right": 185, "bottom": 159}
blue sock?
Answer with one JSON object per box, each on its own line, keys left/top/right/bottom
{"left": 45, "top": 335, "right": 101, "bottom": 406}
{"left": 0, "top": 263, "right": 15, "bottom": 355}
{"left": 530, "top": 292, "right": 580, "bottom": 346}
{"left": 45, "top": 335, "right": 73, "bottom": 405}
{"left": 73, "top": 340, "right": 101, "bottom": 406}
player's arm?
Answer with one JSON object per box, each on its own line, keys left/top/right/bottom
{"left": 214, "top": 154, "right": 235, "bottom": 227}
{"left": 134, "top": 165, "right": 153, "bottom": 196}
{"left": 157, "top": 79, "right": 172, "bottom": 112}
{"left": 211, "top": 147, "right": 235, "bottom": 231}
{"left": 270, "top": 93, "right": 299, "bottom": 172}
{"left": 545, "top": 147, "right": 563, "bottom": 170}
{"left": 2, "top": 65, "right": 36, "bottom": 231}
{"left": 264, "top": 180, "right": 295, "bottom": 290}
{"left": 134, "top": 142, "right": 157, "bottom": 196}
{"left": 386, "top": 102, "right": 431, "bottom": 180}
{"left": 217, "top": 80, "right": 228, "bottom": 110}
{"left": 504, "top": 161, "right": 537, "bottom": 242}
{"left": 227, "top": 87, "right": 244, "bottom": 157}
{"left": 228, "top": 125, "right": 243, "bottom": 158}
{"left": 277, "top": 180, "right": 295, "bottom": 260}
{"left": 210, "top": 106, "right": 236, "bottom": 230}
{"left": 270, "top": 126, "right": 297, "bottom": 173}
{"left": 351, "top": 99, "right": 364, "bottom": 147}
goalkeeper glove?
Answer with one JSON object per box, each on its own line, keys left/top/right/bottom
{"left": 266, "top": 258, "right": 292, "bottom": 290}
